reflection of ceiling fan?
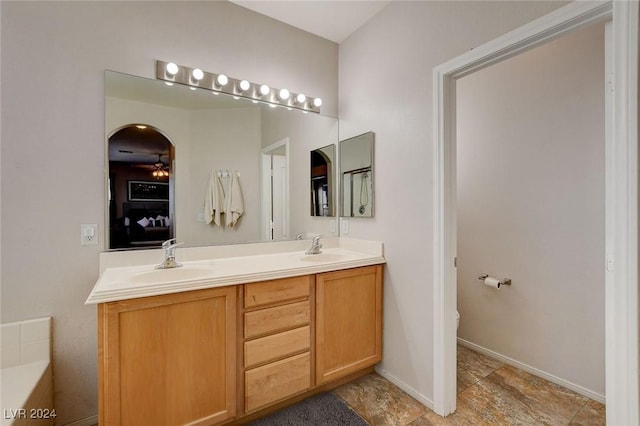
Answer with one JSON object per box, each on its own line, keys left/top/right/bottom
{"left": 117, "top": 150, "right": 169, "bottom": 177}
{"left": 151, "top": 154, "right": 169, "bottom": 177}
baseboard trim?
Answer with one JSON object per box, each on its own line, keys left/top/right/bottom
{"left": 457, "top": 338, "right": 605, "bottom": 404}
{"left": 62, "top": 414, "right": 98, "bottom": 426}
{"left": 375, "top": 366, "right": 434, "bottom": 410}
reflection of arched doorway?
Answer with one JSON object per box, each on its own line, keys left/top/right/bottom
{"left": 108, "top": 124, "right": 174, "bottom": 249}
{"left": 311, "top": 149, "right": 331, "bottom": 216}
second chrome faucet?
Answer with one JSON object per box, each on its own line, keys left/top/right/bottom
{"left": 305, "top": 235, "right": 323, "bottom": 255}
{"left": 156, "top": 238, "right": 183, "bottom": 269}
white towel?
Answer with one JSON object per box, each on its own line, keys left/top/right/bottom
{"left": 204, "top": 170, "right": 225, "bottom": 227}
{"left": 224, "top": 172, "right": 244, "bottom": 228}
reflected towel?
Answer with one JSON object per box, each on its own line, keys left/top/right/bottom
{"left": 204, "top": 170, "right": 225, "bottom": 227}
{"left": 224, "top": 172, "right": 244, "bottom": 228}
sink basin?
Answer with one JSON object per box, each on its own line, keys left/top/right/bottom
{"left": 130, "top": 267, "right": 215, "bottom": 284}
{"left": 299, "top": 253, "right": 347, "bottom": 263}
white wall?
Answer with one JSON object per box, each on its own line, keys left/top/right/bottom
{"left": 188, "top": 107, "right": 262, "bottom": 245}
{"left": 338, "top": 0, "right": 568, "bottom": 405}
{"left": 0, "top": 2, "right": 337, "bottom": 424}
{"left": 456, "top": 22, "right": 605, "bottom": 396}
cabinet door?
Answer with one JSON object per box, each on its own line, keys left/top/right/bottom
{"left": 99, "top": 286, "right": 236, "bottom": 426}
{"left": 315, "top": 265, "right": 383, "bottom": 385}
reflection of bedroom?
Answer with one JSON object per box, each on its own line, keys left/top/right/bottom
{"left": 108, "top": 125, "right": 173, "bottom": 249}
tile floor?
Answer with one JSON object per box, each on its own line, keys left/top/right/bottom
{"left": 333, "top": 344, "right": 605, "bottom": 425}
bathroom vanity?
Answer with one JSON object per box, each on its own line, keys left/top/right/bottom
{"left": 87, "top": 238, "right": 384, "bottom": 425}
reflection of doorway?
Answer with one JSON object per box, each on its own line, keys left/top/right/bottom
{"left": 433, "top": 2, "right": 638, "bottom": 423}
{"left": 261, "top": 139, "right": 290, "bottom": 240}
{"left": 311, "top": 149, "right": 331, "bottom": 216}
{"left": 108, "top": 124, "right": 175, "bottom": 249}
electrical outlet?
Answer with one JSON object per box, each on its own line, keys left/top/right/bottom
{"left": 81, "top": 224, "right": 98, "bottom": 246}
{"left": 341, "top": 219, "right": 349, "bottom": 234}
{"left": 329, "top": 220, "right": 336, "bottom": 234}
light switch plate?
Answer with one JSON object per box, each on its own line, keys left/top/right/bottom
{"left": 341, "top": 219, "right": 349, "bottom": 234}
{"left": 81, "top": 224, "right": 98, "bottom": 246}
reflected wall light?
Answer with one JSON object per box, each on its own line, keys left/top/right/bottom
{"left": 155, "top": 60, "right": 321, "bottom": 113}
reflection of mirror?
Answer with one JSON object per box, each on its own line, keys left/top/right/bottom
{"left": 105, "top": 71, "right": 339, "bottom": 249}
{"left": 108, "top": 125, "right": 175, "bottom": 249}
{"left": 310, "top": 144, "right": 335, "bottom": 217}
{"left": 340, "top": 132, "right": 374, "bottom": 218}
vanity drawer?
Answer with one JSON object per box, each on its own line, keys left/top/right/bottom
{"left": 245, "top": 325, "right": 310, "bottom": 368}
{"left": 244, "top": 276, "right": 311, "bottom": 308}
{"left": 245, "top": 352, "right": 311, "bottom": 412}
{"left": 244, "top": 300, "right": 310, "bottom": 338}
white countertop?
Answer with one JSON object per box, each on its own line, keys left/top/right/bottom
{"left": 86, "top": 238, "right": 385, "bottom": 304}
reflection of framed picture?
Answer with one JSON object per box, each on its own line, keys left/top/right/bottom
{"left": 127, "top": 180, "right": 169, "bottom": 201}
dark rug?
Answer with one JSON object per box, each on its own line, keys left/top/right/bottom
{"left": 248, "top": 392, "right": 369, "bottom": 425}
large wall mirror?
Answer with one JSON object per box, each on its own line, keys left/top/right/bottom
{"left": 105, "top": 70, "right": 339, "bottom": 250}
{"left": 340, "top": 132, "right": 374, "bottom": 218}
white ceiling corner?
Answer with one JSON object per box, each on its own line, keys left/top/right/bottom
{"left": 229, "top": 0, "right": 391, "bottom": 43}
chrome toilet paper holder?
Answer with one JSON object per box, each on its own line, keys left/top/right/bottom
{"left": 478, "top": 274, "right": 512, "bottom": 286}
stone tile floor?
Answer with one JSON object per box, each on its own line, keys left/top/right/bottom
{"left": 333, "top": 344, "right": 605, "bottom": 425}
{"left": 92, "top": 345, "right": 604, "bottom": 425}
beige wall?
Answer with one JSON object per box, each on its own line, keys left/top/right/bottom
{"left": 0, "top": 2, "right": 337, "bottom": 423}
{"left": 338, "top": 1, "right": 568, "bottom": 405}
{"left": 457, "top": 22, "right": 605, "bottom": 396}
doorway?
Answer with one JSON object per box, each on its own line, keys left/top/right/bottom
{"left": 107, "top": 124, "right": 175, "bottom": 249}
{"left": 432, "top": 1, "right": 638, "bottom": 424}
{"left": 261, "top": 139, "right": 290, "bottom": 240}
{"left": 456, "top": 18, "right": 605, "bottom": 404}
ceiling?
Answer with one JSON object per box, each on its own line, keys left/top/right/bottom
{"left": 229, "top": 1, "right": 391, "bottom": 43}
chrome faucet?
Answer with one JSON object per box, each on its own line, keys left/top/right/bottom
{"left": 305, "top": 235, "right": 323, "bottom": 255}
{"left": 156, "top": 238, "right": 183, "bottom": 269}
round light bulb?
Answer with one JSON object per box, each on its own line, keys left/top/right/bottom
{"left": 192, "top": 68, "right": 204, "bottom": 81}
{"left": 278, "top": 88, "right": 290, "bottom": 100}
{"left": 216, "top": 74, "right": 228, "bottom": 86}
{"left": 296, "top": 93, "right": 306, "bottom": 104}
{"left": 259, "top": 84, "right": 270, "bottom": 96}
{"left": 313, "top": 98, "right": 323, "bottom": 107}
{"left": 165, "top": 62, "right": 179, "bottom": 75}
{"left": 239, "top": 80, "right": 250, "bottom": 91}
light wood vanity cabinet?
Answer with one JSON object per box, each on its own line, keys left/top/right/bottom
{"left": 98, "top": 286, "right": 237, "bottom": 426}
{"left": 316, "top": 265, "right": 383, "bottom": 385}
{"left": 97, "top": 264, "right": 382, "bottom": 425}
{"left": 242, "top": 275, "right": 313, "bottom": 413}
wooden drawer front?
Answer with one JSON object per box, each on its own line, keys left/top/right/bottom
{"left": 245, "top": 300, "right": 310, "bottom": 339}
{"left": 245, "top": 325, "right": 310, "bottom": 368}
{"left": 245, "top": 352, "right": 311, "bottom": 412}
{"left": 244, "top": 276, "right": 310, "bottom": 308}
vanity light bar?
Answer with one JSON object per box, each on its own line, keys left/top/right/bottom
{"left": 155, "top": 60, "right": 321, "bottom": 114}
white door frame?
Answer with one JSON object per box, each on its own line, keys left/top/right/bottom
{"left": 261, "top": 138, "right": 290, "bottom": 240}
{"left": 432, "top": 1, "right": 638, "bottom": 424}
